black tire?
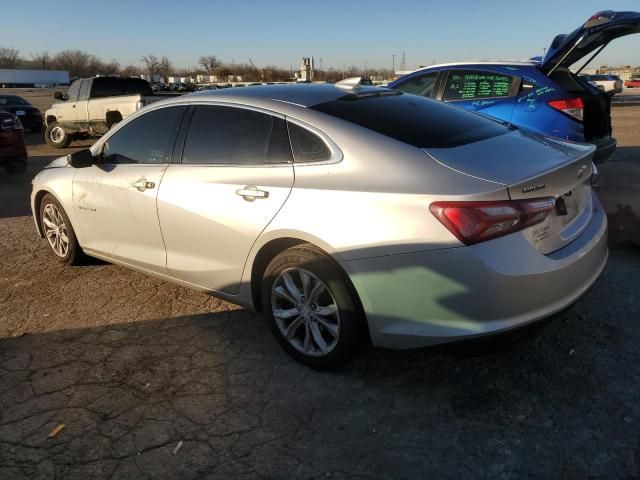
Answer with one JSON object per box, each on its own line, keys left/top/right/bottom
{"left": 262, "top": 244, "right": 365, "bottom": 370}
{"left": 39, "top": 193, "right": 82, "bottom": 265}
{"left": 45, "top": 122, "right": 71, "bottom": 148}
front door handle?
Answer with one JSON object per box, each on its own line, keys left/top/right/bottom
{"left": 132, "top": 179, "right": 155, "bottom": 191}
{"left": 236, "top": 186, "right": 269, "bottom": 201}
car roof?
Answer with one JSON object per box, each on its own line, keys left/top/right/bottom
{"left": 184, "top": 83, "right": 386, "bottom": 108}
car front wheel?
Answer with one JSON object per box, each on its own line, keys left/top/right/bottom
{"left": 45, "top": 122, "right": 71, "bottom": 148}
{"left": 262, "top": 244, "right": 365, "bottom": 369}
{"left": 39, "top": 193, "right": 82, "bottom": 265}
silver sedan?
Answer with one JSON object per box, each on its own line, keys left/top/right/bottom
{"left": 31, "top": 83, "right": 608, "bottom": 369}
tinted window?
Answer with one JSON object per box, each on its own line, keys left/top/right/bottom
{"left": 66, "top": 80, "right": 81, "bottom": 101}
{"left": 91, "top": 78, "right": 123, "bottom": 98}
{"left": 0, "top": 95, "right": 30, "bottom": 106}
{"left": 288, "top": 123, "right": 331, "bottom": 162}
{"left": 124, "top": 79, "right": 153, "bottom": 95}
{"left": 182, "top": 106, "right": 292, "bottom": 165}
{"left": 79, "top": 80, "right": 91, "bottom": 101}
{"left": 394, "top": 72, "right": 439, "bottom": 97}
{"left": 103, "top": 107, "right": 184, "bottom": 164}
{"left": 443, "top": 70, "right": 512, "bottom": 101}
{"left": 311, "top": 94, "right": 509, "bottom": 149}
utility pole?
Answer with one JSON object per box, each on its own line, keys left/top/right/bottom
{"left": 401, "top": 52, "right": 406, "bottom": 71}
{"left": 542, "top": 47, "right": 547, "bottom": 57}
{"left": 319, "top": 58, "right": 323, "bottom": 72}
{"left": 392, "top": 54, "right": 396, "bottom": 74}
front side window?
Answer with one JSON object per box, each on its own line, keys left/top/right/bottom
{"left": 66, "top": 80, "right": 81, "bottom": 102}
{"left": 394, "top": 72, "right": 439, "bottom": 97}
{"left": 79, "top": 80, "right": 91, "bottom": 101}
{"left": 443, "top": 70, "right": 513, "bottom": 101}
{"left": 182, "top": 105, "right": 292, "bottom": 165}
{"left": 102, "top": 107, "right": 184, "bottom": 164}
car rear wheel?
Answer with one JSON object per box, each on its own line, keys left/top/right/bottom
{"left": 39, "top": 194, "right": 82, "bottom": 265}
{"left": 45, "top": 122, "right": 71, "bottom": 148}
{"left": 262, "top": 244, "right": 365, "bottom": 369}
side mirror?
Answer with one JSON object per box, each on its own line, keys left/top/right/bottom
{"left": 68, "top": 149, "right": 93, "bottom": 168}
{"left": 53, "top": 91, "right": 64, "bottom": 100}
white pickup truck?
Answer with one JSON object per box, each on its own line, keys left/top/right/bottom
{"left": 44, "top": 77, "right": 165, "bottom": 148}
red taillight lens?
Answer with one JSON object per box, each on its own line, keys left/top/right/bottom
{"left": 548, "top": 98, "right": 584, "bottom": 122}
{"left": 430, "top": 198, "right": 556, "bottom": 245}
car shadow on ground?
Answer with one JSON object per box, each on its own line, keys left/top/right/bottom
{"left": 1, "top": 244, "right": 639, "bottom": 479}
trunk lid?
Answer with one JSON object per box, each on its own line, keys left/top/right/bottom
{"left": 540, "top": 11, "right": 640, "bottom": 72}
{"left": 423, "top": 130, "right": 596, "bottom": 254}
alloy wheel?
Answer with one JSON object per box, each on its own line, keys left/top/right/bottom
{"left": 271, "top": 267, "right": 341, "bottom": 357}
{"left": 42, "top": 204, "right": 69, "bottom": 258}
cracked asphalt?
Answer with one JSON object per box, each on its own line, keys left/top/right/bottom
{"left": 0, "top": 95, "right": 639, "bottom": 479}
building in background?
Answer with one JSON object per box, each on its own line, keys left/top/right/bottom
{"left": 0, "top": 69, "right": 69, "bottom": 87}
{"left": 298, "top": 57, "right": 314, "bottom": 83}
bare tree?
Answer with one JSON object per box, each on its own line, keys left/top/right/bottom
{"left": 52, "top": 50, "right": 95, "bottom": 78}
{"left": 31, "top": 51, "right": 51, "bottom": 69}
{"left": 141, "top": 54, "right": 160, "bottom": 75}
{"left": 198, "top": 55, "right": 221, "bottom": 75}
{"left": 121, "top": 64, "right": 141, "bottom": 77}
{"left": 158, "top": 56, "right": 172, "bottom": 78}
{"left": 0, "top": 47, "right": 21, "bottom": 68}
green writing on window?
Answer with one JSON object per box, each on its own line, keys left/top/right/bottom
{"left": 445, "top": 72, "right": 511, "bottom": 101}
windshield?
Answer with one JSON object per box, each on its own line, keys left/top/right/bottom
{"left": 0, "top": 96, "right": 30, "bottom": 106}
{"left": 311, "top": 93, "right": 509, "bottom": 148}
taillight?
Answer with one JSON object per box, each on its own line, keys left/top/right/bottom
{"left": 548, "top": 98, "right": 584, "bottom": 122}
{"left": 430, "top": 198, "right": 556, "bottom": 245}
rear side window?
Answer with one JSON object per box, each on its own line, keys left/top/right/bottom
{"left": 288, "top": 123, "right": 331, "bottom": 162}
{"left": 311, "top": 94, "right": 509, "bottom": 149}
{"left": 124, "top": 79, "right": 153, "bottom": 95}
{"left": 393, "top": 72, "right": 439, "bottom": 97}
{"left": 91, "top": 78, "right": 123, "bottom": 98}
{"left": 182, "top": 105, "right": 292, "bottom": 165}
{"left": 443, "top": 70, "right": 513, "bottom": 101}
{"left": 102, "top": 106, "right": 184, "bottom": 164}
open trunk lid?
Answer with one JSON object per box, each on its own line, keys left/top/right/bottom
{"left": 540, "top": 11, "right": 640, "bottom": 73}
{"left": 423, "top": 129, "right": 596, "bottom": 254}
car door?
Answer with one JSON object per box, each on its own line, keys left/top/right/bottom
{"left": 439, "top": 69, "right": 519, "bottom": 121}
{"left": 157, "top": 104, "right": 295, "bottom": 294}
{"left": 72, "top": 105, "right": 186, "bottom": 273}
{"left": 74, "top": 79, "right": 91, "bottom": 132}
{"left": 57, "top": 80, "right": 82, "bottom": 132}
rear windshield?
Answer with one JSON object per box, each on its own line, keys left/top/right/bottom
{"left": 311, "top": 93, "right": 509, "bottom": 148}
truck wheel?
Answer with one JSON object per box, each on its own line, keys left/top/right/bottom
{"left": 45, "top": 122, "right": 71, "bottom": 148}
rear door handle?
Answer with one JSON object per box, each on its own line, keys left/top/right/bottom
{"left": 236, "top": 186, "right": 269, "bottom": 201}
{"left": 132, "top": 179, "right": 155, "bottom": 191}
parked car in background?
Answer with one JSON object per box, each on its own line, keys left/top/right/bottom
{"left": 31, "top": 84, "right": 607, "bottom": 368}
{"left": 0, "top": 111, "right": 27, "bottom": 174}
{"left": 580, "top": 74, "right": 623, "bottom": 94}
{"left": 625, "top": 75, "right": 640, "bottom": 87}
{"left": 0, "top": 94, "right": 43, "bottom": 132}
{"left": 389, "top": 10, "right": 640, "bottom": 164}
{"left": 44, "top": 77, "right": 164, "bottom": 148}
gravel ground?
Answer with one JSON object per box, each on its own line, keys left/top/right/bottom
{"left": 0, "top": 92, "right": 638, "bottom": 479}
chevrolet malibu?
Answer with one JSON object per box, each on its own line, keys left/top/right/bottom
{"left": 31, "top": 84, "right": 608, "bottom": 369}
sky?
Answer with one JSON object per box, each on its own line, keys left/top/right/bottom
{"left": 3, "top": 0, "right": 639, "bottom": 71}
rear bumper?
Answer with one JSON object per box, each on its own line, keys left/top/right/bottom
{"left": 342, "top": 192, "right": 608, "bottom": 349}
{"left": 590, "top": 136, "right": 616, "bottom": 164}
